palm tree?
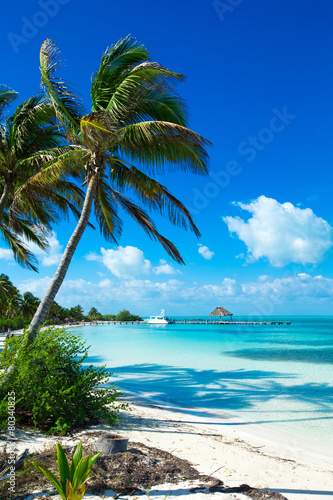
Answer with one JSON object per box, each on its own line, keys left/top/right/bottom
{"left": 5, "top": 295, "right": 21, "bottom": 319}
{"left": 0, "top": 274, "right": 20, "bottom": 317}
{"left": 27, "top": 36, "right": 211, "bottom": 344}
{"left": 0, "top": 90, "right": 86, "bottom": 271}
{"left": 0, "top": 85, "right": 18, "bottom": 124}
{"left": 0, "top": 274, "right": 21, "bottom": 319}
{"left": 0, "top": 273, "right": 17, "bottom": 297}
{"left": 68, "top": 305, "right": 84, "bottom": 321}
{"left": 47, "top": 300, "right": 67, "bottom": 323}
{"left": 19, "top": 291, "right": 40, "bottom": 318}
{"left": 88, "top": 307, "right": 100, "bottom": 319}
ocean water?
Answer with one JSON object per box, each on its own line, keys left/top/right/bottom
{"left": 73, "top": 316, "right": 333, "bottom": 448}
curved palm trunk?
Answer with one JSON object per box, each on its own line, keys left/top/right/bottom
{"left": 27, "top": 173, "right": 98, "bottom": 345}
{"left": 0, "top": 182, "right": 11, "bottom": 223}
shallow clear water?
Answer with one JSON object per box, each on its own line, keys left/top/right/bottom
{"left": 73, "top": 316, "right": 333, "bottom": 447}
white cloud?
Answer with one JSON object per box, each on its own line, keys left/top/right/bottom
{"left": 24, "top": 231, "right": 63, "bottom": 266}
{"left": 98, "top": 278, "right": 112, "bottom": 288}
{"left": 153, "top": 259, "right": 182, "bottom": 275}
{"left": 64, "top": 278, "right": 90, "bottom": 290}
{"left": 56, "top": 277, "right": 185, "bottom": 310}
{"left": 41, "top": 233, "right": 63, "bottom": 266}
{"left": 198, "top": 244, "right": 215, "bottom": 260}
{"left": 203, "top": 278, "right": 241, "bottom": 296}
{"left": 0, "top": 232, "right": 63, "bottom": 267}
{"left": 85, "top": 252, "right": 100, "bottom": 261}
{"left": 223, "top": 196, "right": 333, "bottom": 266}
{"left": 98, "top": 246, "right": 152, "bottom": 278}
{"left": 85, "top": 246, "right": 181, "bottom": 278}
{"left": 258, "top": 275, "right": 270, "bottom": 281}
{"left": 14, "top": 272, "right": 333, "bottom": 315}
{"left": 17, "top": 276, "right": 51, "bottom": 296}
{"left": 0, "top": 248, "right": 14, "bottom": 261}
{"left": 240, "top": 274, "right": 333, "bottom": 304}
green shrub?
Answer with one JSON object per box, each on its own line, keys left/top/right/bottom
{"left": 115, "top": 309, "right": 142, "bottom": 321}
{"left": 100, "top": 314, "right": 116, "bottom": 321}
{"left": 0, "top": 327, "right": 126, "bottom": 434}
{"left": 0, "top": 316, "right": 31, "bottom": 331}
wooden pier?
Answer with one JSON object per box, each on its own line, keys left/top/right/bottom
{"left": 91, "top": 319, "right": 291, "bottom": 326}
{"left": 80, "top": 319, "right": 291, "bottom": 326}
{"left": 172, "top": 319, "right": 291, "bottom": 325}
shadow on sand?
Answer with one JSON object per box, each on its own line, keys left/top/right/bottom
{"left": 84, "top": 356, "right": 333, "bottom": 427}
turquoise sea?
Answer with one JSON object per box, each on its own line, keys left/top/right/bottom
{"left": 74, "top": 316, "right": 333, "bottom": 448}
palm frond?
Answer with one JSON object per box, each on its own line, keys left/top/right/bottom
{"left": 117, "top": 120, "right": 211, "bottom": 174}
{"left": 104, "top": 64, "right": 187, "bottom": 121}
{"left": 7, "top": 146, "right": 87, "bottom": 234}
{"left": 111, "top": 189, "right": 184, "bottom": 264}
{"left": 0, "top": 85, "right": 18, "bottom": 119}
{"left": 10, "top": 182, "right": 83, "bottom": 227}
{"left": 40, "top": 39, "right": 85, "bottom": 138}
{"left": 94, "top": 180, "right": 122, "bottom": 242}
{"left": 92, "top": 48, "right": 188, "bottom": 126}
{"left": 91, "top": 36, "right": 149, "bottom": 111}
{"left": 15, "top": 145, "right": 80, "bottom": 172}
{"left": 6, "top": 216, "right": 50, "bottom": 252}
{"left": 129, "top": 61, "right": 186, "bottom": 83}
{"left": 105, "top": 81, "right": 187, "bottom": 127}
{"left": 9, "top": 94, "right": 52, "bottom": 145}
{"left": 2, "top": 209, "right": 49, "bottom": 240}
{"left": 13, "top": 147, "right": 86, "bottom": 199}
{"left": 49, "top": 190, "right": 96, "bottom": 230}
{"left": 0, "top": 223, "right": 40, "bottom": 272}
{"left": 109, "top": 158, "right": 200, "bottom": 236}
{"left": 8, "top": 193, "right": 58, "bottom": 230}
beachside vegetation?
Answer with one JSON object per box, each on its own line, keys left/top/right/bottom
{"left": 114, "top": 309, "right": 142, "bottom": 322}
{"left": 27, "top": 36, "right": 210, "bottom": 344}
{"left": 0, "top": 273, "right": 142, "bottom": 329}
{"left": 0, "top": 327, "right": 126, "bottom": 434}
{"left": 88, "top": 307, "right": 103, "bottom": 320}
{"left": 0, "top": 274, "right": 39, "bottom": 330}
{"left": 33, "top": 441, "right": 101, "bottom": 500}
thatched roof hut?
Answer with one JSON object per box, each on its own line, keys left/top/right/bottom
{"left": 209, "top": 307, "right": 233, "bottom": 321}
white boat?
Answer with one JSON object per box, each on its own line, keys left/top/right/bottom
{"left": 146, "top": 309, "right": 170, "bottom": 324}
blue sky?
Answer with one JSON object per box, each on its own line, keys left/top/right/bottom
{"left": 1, "top": 0, "right": 333, "bottom": 316}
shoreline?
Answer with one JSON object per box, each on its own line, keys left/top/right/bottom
{"left": 121, "top": 390, "right": 333, "bottom": 471}
{"left": 115, "top": 397, "right": 333, "bottom": 500}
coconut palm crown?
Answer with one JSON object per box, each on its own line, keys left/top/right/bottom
{"left": 0, "top": 87, "right": 86, "bottom": 271}
{"left": 28, "top": 36, "right": 211, "bottom": 342}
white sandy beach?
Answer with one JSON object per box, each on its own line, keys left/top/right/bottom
{"left": 1, "top": 394, "right": 332, "bottom": 500}
{"left": 118, "top": 396, "right": 333, "bottom": 500}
